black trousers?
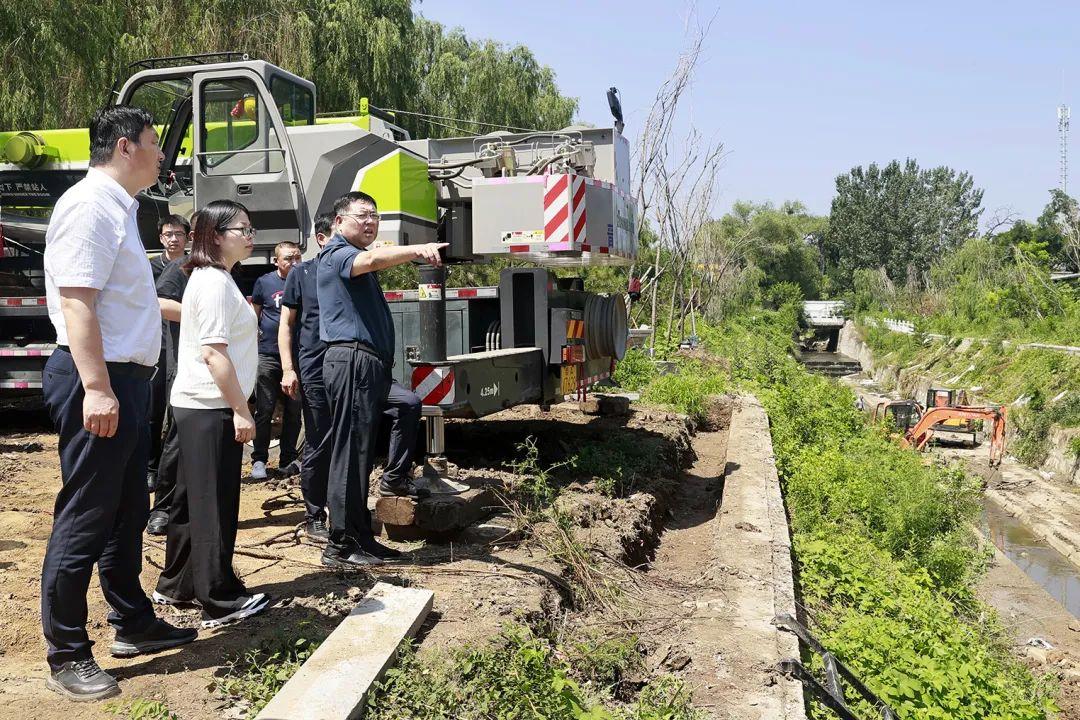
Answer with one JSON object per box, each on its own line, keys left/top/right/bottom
{"left": 147, "top": 348, "right": 167, "bottom": 478}
{"left": 324, "top": 345, "right": 391, "bottom": 547}
{"left": 156, "top": 407, "right": 248, "bottom": 618}
{"left": 40, "top": 349, "right": 156, "bottom": 670}
{"left": 299, "top": 364, "right": 331, "bottom": 521}
{"left": 382, "top": 380, "right": 422, "bottom": 486}
{"left": 151, "top": 367, "right": 179, "bottom": 515}
{"left": 253, "top": 354, "right": 302, "bottom": 466}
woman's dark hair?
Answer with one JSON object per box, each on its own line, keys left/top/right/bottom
{"left": 183, "top": 200, "right": 250, "bottom": 273}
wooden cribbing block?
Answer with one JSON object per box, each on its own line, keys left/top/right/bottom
{"left": 254, "top": 582, "right": 434, "bottom": 720}
{"left": 374, "top": 487, "right": 496, "bottom": 537}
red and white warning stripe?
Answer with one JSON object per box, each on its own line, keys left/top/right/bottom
{"left": 411, "top": 365, "right": 456, "bottom": 405}
{"left": 543, "top": 173, "right": 587, "bottom": 248}
{"left": 0, "top": 297, "right": 47, "bottom": 307}
{"left": 384, "top": 287, "right": 498, "bottom": 302}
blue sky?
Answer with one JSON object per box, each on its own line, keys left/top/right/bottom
{"left": 420, "top": 1, "right": 1076, "bottom": 225}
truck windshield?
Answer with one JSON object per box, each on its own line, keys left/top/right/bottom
{"left": 126, "top": 77, "right": 193, "bottom": 144}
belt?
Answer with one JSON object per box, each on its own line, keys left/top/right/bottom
{"left": 325, "top": 341, "right": 392, "bottom": 366}
{"left": 55, "top": 346, "right": 158, "bottom": 381}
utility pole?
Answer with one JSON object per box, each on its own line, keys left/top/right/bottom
{"left": 1060, "top": 104, "right": 1071, "bottom": 194}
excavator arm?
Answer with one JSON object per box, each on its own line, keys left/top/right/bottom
{"left": 902, "top": 405, "right": 1008, "bottom": 466}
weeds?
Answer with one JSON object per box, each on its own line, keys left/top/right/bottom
{"left": 572, "top": 434, "right": 666, "bottom": 497}
{"left": 105, "top": 699, "right": 177, "bottom": 720}
{"left": 366, "top": 625, "right": 702, "bottom": 720}
{"left": 215, "top": 631, "right": 322, "bottom": 718}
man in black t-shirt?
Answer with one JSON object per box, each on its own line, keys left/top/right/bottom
{"left": 280, "top": 215, "right": 333, "bottom": 543}
{"left": 250, "top": 241, "right": 303, "bottom": 480}
{"left": 145, "top": 215, "right": 193, "bottom": 536}
{"left": 146, "top": 214, "right": 189, "bottom": 498}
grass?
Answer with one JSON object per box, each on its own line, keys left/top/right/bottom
{"left": 215, "top": 631, "right": 323, "bottom": 718}
{"left": 366, "top": 626, "right": 703, "bottom": 720}
{"left": 105, "top": 699, "right": 178, "bottom": 720}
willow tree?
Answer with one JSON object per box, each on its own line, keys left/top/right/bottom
{"left": 0, "top": 1, "right": 575, "bottom": 135}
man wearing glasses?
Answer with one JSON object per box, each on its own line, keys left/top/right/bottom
{"left": 316, "top": 191, "right": 445, "bottom": 567}
{"left": 146, "top": 215, "right": 190, "bottom": 531}
{"left": 250, "top": 241, "right": 304, "bottom": 480}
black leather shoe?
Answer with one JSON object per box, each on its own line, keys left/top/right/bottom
{"left": 304, "top": 517, "right": 329, "bottom": 544}
{"left": 358, "top": 536, "right": 403, "bottom": 560}
{"left": 279, "top": 460, "right": 302, "bottom": 477}
{"left": 109, "top": 618, "right": 197, "bottom": 657}
{"left": 46, "top": 658, "right": 119, "bottom": 702}
{"left": 321, "top": 544, "right": 384, "bottom": 568}
{"left": 378, "top": 478, "right": 431, "bottom": 500}
{"left": 146, "top": 510, "right": 168, "bottom": 536}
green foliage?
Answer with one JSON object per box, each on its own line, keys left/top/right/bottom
{"left": 106, "top": 699, "right": 177, "bottom": 720}
{"left": 824, "top": 159, "right": 983, "bottom": 291}
{"left": 623, "top": 309, "right": 1055, "bottom": 717}
{"left": 509, "top": 436, "right": 572, "bottom": 507}
{"left": 572, "top": 434, "right": 666, "bottom": 497}
{"left": 612, "top": 348, "right": 659, "bottom": 391}
{"left": 216, "top": 632, "right": 322, "bottom": 718}
{"left": 798, "top": 535, "right": 1057, "bottom": 720}
{"left": 0, "top": 2, "right": 577, "bottom": 136}
{"left": 639, "top": 361, "right": 728, "bottom": 424}
{"left": 367, "top": 627, "right": 702, "bottom": 720}
{"left": 563, "top": 631, "right": 641, "bottom": 690}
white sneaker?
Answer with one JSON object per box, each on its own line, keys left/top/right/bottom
{"left": 200, "top": 593, "right": 271, "bottom": 629}
{"left": 251, "top": 461, "right": 268, "bottom": 480}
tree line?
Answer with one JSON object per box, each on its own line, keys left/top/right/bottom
{"left": 0, "top": 0, "right": 577, "bottom": 137}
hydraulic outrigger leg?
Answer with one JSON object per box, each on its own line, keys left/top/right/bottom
{"left": 416, "top": 263, "right": 467, "bottom": 494}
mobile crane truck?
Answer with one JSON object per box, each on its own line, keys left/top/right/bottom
{"left": 0, "top": 53, "right": 638, "bottom": 473}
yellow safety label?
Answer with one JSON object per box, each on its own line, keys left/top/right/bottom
{"left": 560, "top": 364, "right": 578, "bottom": 395}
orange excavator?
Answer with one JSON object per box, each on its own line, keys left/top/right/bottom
{"left": 901, "top": 405, "right": 1008, "bottom": 467}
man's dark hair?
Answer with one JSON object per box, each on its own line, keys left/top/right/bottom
{"left": 313, "top": 213, "right": 334, "bottom": 238}
{"left": 89, "top": 105, "right": 155, "bottom": 167}
{"left": 332, "top": 191, "right": 378, "bottom": 217}
{"left": 184, "top": 200, "right": 250, "bottom": 273}
{"left": 157, "top": 214, "right": 191, "bottom": 236}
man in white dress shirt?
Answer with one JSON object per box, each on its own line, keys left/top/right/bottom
{"left": 40, "top": 105, "right": 196, "bottom": 702}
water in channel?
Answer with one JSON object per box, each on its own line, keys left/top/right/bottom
{"left": 980, "top": 497, "right": 1080, "bottom": 619}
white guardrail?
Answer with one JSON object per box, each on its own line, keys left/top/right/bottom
{"left": 867, "top": 317, "right": 1080, "bottom": 355}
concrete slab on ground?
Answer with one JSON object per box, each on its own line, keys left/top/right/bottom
{"left": 713, "top": 396, "right": 805, "bottom": 719}
{"left": 254, "top": 581, "right": 434, "bottom": 720}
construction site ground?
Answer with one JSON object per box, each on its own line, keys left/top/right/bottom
{"left": 843, "top": 374, "right": 1080, "bottom": 717}
{"left": 0, "top": 395, "right": 800, "bottom": 719}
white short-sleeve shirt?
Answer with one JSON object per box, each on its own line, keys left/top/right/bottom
{"left": 170, "top": 267, "right": 258, "bottom": 410}
{"left": 43, "top": 167, "right": 161, "bottom": 366}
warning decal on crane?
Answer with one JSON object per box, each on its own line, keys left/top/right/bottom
{"left": 412, "top": 365, "right": 456, "bottom": 405}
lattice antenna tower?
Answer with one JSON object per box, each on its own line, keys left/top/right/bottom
{"left": 1060, "top": 104, "right": 1071, "bottom": 194}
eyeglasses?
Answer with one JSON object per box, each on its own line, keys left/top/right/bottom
{"left": 219, "top": 226, "right": 257, "bottom": 238}
{"left": 341, "top": 212, "right": 380, "bottom": 222}
{"left": 160, "top": 231, "right": 187, "bottom": 238}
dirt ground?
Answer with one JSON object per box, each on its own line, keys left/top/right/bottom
{"left": 0, "top": 397, "right": 747, "bottom": 719}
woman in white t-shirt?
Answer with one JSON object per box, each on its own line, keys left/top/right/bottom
{"left": 154, "top": 200, "right": 270, "bottom": 628}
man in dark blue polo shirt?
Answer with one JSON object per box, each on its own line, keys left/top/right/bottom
{"left": 251, "top": 242, "right": 304, "bottom": 480}
{"left": 317, "top": 191, "right": 445, "bottom": 567}
{"left": 280, "top": 214, "right": 333, "bottom": 543}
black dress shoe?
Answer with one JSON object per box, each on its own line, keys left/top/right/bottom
{"left": 146, "top": 510, "right": 168, "bottom": 536}
{"left": 358, "top": 536, "right": 403, "bottom": 560}
{"left": 304, "top": 517, "right": 329, "bottom": 544}
{"left": 321, "top": 543, "right": 384, "bottom": 568}
{"left": 378, "top": 478, "right": 431, "bottom": 499}
{"left": 46, "top": 658, "right": 120, "bottom": 702}
{"left": 109, "top": 618, "right": 197, "bottom": 657}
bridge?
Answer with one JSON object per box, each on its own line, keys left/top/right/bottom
{"left": 802, "top": 300, "right": 847, "bottom": 328}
